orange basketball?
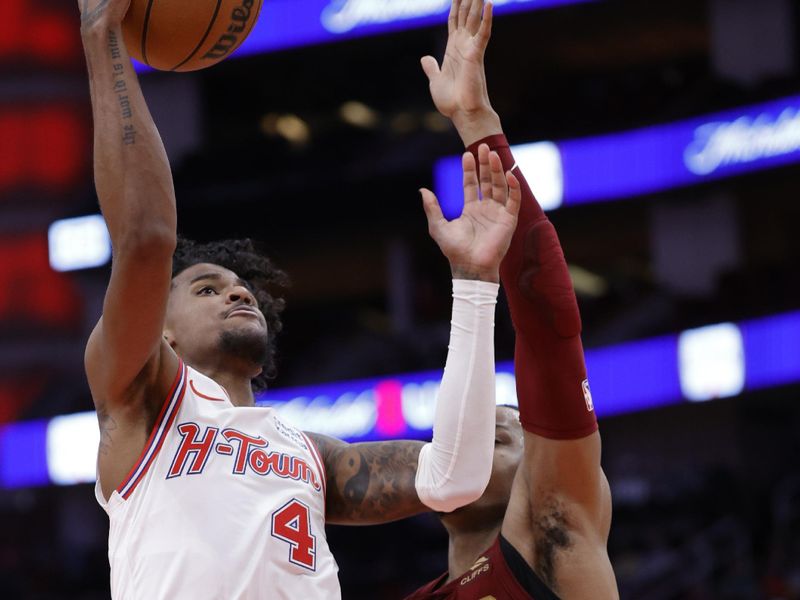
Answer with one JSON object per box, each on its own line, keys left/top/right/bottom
{"left": 122, "top": 0, "right": 263, "bottom": 72}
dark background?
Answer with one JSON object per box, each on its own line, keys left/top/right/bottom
{"left": 1, "top": 0, "right": 800, "bottom": 597}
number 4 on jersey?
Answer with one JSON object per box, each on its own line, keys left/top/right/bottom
{"left": 271, "top": 499, "right": 317, "bottom": 571}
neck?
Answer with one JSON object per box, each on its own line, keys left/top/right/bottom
{"left": 443, "top": 520, "right": 503, "bottom": 583}
{"left": 206, "top": 370, "right": 256, "bottom": 407}
{"left": 181, "top": 352, "right": 260, "bottom": 407}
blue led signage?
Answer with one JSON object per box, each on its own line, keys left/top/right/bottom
{"left": 2, "top": 310, "right": 799, "bottom": 489}
{"left": 233, "top": 0, "right": 596, "bottom": 56}
{"left": 435, "top": 94, "right": 800, "bottom": 218}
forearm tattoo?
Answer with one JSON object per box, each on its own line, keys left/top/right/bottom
{"left": 108, "top": 30, "right": 137, "bottom": 145}
{"left": 306, "top": 433, "right": 426, "bottom": 525}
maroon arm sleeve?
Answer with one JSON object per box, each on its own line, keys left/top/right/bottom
{"left": 468, "top": 134, "right": 598, "bottom": 439}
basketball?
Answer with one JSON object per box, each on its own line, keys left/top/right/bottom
{"left": 122, "top": 0, "right": 263, "bottom": 72}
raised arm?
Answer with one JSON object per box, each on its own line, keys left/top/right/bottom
{"left": 309, "top": 145, "right": 520, "bottom": 525}
{"left": 79, "top": 0, "right": 179, "bottom": 492}
{"left": 423, "top": 0, "right": 618, "bottom": 595}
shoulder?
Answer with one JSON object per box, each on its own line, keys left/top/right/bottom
{"left": 86, "top": 330, "right": 180, "bottom": 413}
{"left": 304, "top": 431, "right": 347, "bottom": 451}
{"left": 302, "top": 431, "right": 347, "bottom": 465}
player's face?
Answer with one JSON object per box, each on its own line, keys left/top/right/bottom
{"left": 165, "top": 263, "right": 269, "bottom": 369}
{"left": 482, "top": 406, "right": 525, "bottom": 506}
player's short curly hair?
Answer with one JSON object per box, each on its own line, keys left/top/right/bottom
{"left": 172, "top": 237, "right": 288, "bottom": 392}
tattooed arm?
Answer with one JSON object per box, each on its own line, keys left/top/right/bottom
{"left": 78, "top": 0, "right": 180, "bottom": 500}
{"left": 307, "top": 434, "right": 426, "bottom": 525}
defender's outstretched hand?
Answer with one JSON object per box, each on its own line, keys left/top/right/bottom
{"left": 421, "top": 0, "right": 501, "bottom": 144}
{"left": 422, "top": 144, "right": 520, "bottom": 282}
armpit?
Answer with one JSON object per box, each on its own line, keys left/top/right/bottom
{"left": 532, "top": 499, "right": 573, "bottom": 589}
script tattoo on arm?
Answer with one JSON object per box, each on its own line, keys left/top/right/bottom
{"left": 107, "top": 30, "right": 137, "bottom": 145}
{"left": 306, "top": 433, "right": 427, "bottom": 525}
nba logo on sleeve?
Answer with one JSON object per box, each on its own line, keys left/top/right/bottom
{"left": 581, "top": 379, "right": 594, "bottom": 412}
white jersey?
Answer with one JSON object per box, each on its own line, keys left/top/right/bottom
{"left": 95, "top": 361, "right": 340, "bottom": 599}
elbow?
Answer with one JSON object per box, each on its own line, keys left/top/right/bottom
{"left": 452, "top": 478, "right": 491, "bottom": 512}
{"left": 421, "top": 479, "right": 490, "bottom": 514}
{"left": 453, "top": 462, "right": 493, "bottom": 508}
{"left": 417, "top": 466, "right": 492, "bottom": 514}
{"left": 415, "top": 438, "right": 494, "bottom": 513}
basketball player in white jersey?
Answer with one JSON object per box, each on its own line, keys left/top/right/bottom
{"left": 77, "top": 0, "right": 521, "bottom": 598}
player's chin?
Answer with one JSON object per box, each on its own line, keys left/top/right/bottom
{"left": 219, "top": 327, "right": 270, "bottom": 365}
{"left": 225, "top": 325, "right": 268, "bottom": 345}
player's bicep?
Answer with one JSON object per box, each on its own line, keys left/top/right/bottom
{"left": 522, "top": 431, "right": 609, "bottom": 525}
{"left": 86, "top": 242, "right": 175, "bottom": 401}
{"left": 502, "top": 432, "right": 609, "bottom": 551}
{"left": 306, "top": 433, "right": 427, "bottom": 525}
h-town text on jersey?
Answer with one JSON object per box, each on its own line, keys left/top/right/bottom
{"left": 166, "top": 422, "right": 323, "bottom": 492}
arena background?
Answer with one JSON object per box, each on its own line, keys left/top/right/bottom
{"left": 2, "top": 0, "right": 800, "bottom": 597}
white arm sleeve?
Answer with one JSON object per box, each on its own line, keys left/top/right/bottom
{"left": 415, "top": 278, "right": 499, "bottom": 513}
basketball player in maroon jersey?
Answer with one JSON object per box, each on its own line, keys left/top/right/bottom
{"left": 407, "top": 1, "right": 619, "bottom": 597}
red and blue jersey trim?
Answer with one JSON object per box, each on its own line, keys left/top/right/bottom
{"left": 300, "top": 432, "right": 327, "bottom": 501}
{"left": 116, "top": 361, "right": 188, "bottom": 500}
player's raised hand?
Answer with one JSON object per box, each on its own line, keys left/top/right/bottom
{"left": 421, "top": 0, "right": 494, "bottom": 123}
{"left": 78, "top": 0, "right": 131, "bottom": 30}
{"left": 421, "top": 144, "right": 520, "bottom": 282}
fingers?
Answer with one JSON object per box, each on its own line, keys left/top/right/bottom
{"left": 489, "top": 150, "right": 507, "bottom": 205}
{"left": 420, "top": 56, "right": 441, "bottom": 82}
{"left": 466, "top": 0, "right": 484, "bottom": 34}
{"left": 478, "top": 144, "right": 492, "bottom": 201}
{"left": 458, "top": 0, "right": 471, "bottom": 30}
{"left": 455, "top": 0, "right": 491, "bottom": 41}
{"left": 475, "top": 145, "right": 511, "bottom": 207}
{"left": 420, "top": 188, "right": 445, "bottom": 226}
{"left": 462, "top": 152, "right": 480, "bottom": 205}
{"left": 476, "top": 1, "right": 493, "bottom": 48}
{"left": 448, "top": 0, "right": 460, "bottom": 35}
{"left": 505, "top": 171, "right": 522, "bottom": 218}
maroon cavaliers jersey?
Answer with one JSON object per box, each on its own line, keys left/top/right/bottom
{"left": 405, "top": 535, "right": 560, "bottom": 600}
